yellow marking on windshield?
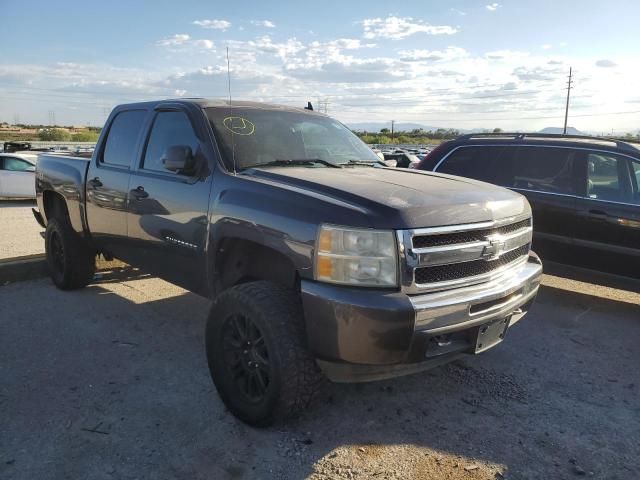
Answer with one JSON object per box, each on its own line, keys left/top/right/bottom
{"left": 223, "top": 116, "right": 255, "bottom": 136}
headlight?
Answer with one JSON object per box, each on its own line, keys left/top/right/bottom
{"left": 315, "top": 225, "right": 398, "bottom": 287}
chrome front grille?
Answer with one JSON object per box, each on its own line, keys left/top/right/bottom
{"left": 397, "top": 217, "right": 532, "bottom": 294}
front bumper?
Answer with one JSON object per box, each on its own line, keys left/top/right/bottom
{"left": 301, "top": 253, "right": 542, "bottom": 382}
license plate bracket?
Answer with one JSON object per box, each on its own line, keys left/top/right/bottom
{"left": 474, "top": 317, "right": 510, "bottom": 353}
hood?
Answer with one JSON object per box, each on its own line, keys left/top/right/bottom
{"left": 243, "top": 166, "right": 530, "bottom": 229}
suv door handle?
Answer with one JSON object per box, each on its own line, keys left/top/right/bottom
{"left": 588, "top": 209, "right": 608, "bottom": 218}
{"left": 130, "top": 186, "right": 149, "bottom": 199}
{"left": 88, "top": 177, "right": 103, "bottom": 188}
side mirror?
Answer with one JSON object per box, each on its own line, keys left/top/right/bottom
{"left": 162, "top": 145, "right": 196, "bottom": 174}
{"left": 26, "top": 166, "right": 36, "bottom": 172}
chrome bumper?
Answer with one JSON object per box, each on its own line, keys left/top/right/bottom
{"left": 410, "top": 254, "right": 543, "bottom": 335}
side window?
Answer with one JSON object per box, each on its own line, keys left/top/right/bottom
{"left": 586, "top": 152, "right": 629, "bottom": 202}
{"left": 438, "top": 146, "right": 513, "bottom": 184}
{"left": 632, "top": 161, "right": 640, "bottom": 204}
{"left": 511, "top": 147, "right": 575, "bottom": 194}
{"left": 101, "top": 110, "right": 147, "bottom": 168}
{"left": 142, "top": 111, "right": 199, "bottom": 173}
{"left": 3, "top": 157, "right": 33, "bottom": 171}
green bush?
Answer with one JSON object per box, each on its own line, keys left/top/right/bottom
{"left": 39, "top": 128, "right": 71, "bottom": 141}
{"left": 72, "top": 131, "right": 99, "bottom": 142}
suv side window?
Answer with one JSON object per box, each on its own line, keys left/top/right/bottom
{"left": 438, "top": 146, "right": 513, "bottom": 183}
{"left": 142, "top": 111, "right": 199, "bottom": 174}
{"left": 631, "top": 161, "right": 640, "bottom": 204}
{"left": 585, "top": 152, "right": 631, "bottom": 203}
{"left": 101, "top": 110, "right": 147, "bottom": 168}
{"left": 510, "top": 146, "right": 575, "bottom": 194}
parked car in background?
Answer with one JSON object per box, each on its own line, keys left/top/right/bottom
{"left": 383, "top": 151, "right": 421, "bottom": 168}
{"left": 0, "top": 153, "right": 37, "bottom": 198}
{"left": 419, "top": 133, "right": 640, "bottom": 278}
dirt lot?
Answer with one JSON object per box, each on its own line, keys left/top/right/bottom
{"left": 1, "top": 266, "right": 639, "bottom": 480}
{"left": 0, "top": 200, "right": 43, "bottom": 259}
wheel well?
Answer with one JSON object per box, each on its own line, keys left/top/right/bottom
{"left": 43, "top": 191, "right": 69, "bottom": 223}
{"left": 214, "top": 238, "right": 299, "bottom": 293}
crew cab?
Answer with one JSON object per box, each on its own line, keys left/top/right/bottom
{"left": 33, "top": 99, "right": 542, "bottom": 425}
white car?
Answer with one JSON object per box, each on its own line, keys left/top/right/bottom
{"left": 0, "top": 153, "right": 37, "bottom": 198}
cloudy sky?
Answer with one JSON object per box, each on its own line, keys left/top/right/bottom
{"left": 1, "top": 0, "right": 639, "bottom": 132}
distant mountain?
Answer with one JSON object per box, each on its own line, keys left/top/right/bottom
{"left": 538, "top": 126, "right": 585, "bottom": 135}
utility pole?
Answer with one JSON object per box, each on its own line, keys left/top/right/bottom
{"left": 563, "top": 67, "right": 573, "bottom": 135}
{"left": 391, "top": 120, "right": 395, "bottom": 143}
{"left": 48, "top": 110, "right": 56, "bottom": 126}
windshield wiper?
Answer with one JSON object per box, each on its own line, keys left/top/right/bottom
{"left": 243, "top": 158, "right": 342, "bottom": 169}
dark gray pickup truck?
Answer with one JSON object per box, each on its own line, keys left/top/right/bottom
{"left": 34, "top": 99, "right": 542, "bottom": 425}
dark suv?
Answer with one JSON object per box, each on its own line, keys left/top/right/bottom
{"left": 418, "top": 133, "right": 640, "bottom": 278}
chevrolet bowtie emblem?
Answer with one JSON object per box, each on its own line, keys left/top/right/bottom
{"left": 482, "top": 237, "right": 506, "bottom": 260}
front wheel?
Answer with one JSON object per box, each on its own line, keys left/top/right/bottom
{"left": 45, "top": 218, "right": 95, "bottom": 290}
{"left": 205, "top": 281, "right": 324, "bottom": 426}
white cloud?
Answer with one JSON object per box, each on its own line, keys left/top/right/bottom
{"left": 193, "top": 19, "right": 231, "bottom": 31}
{"left": 486, "top": 3, "right": 501, "bottom": 11}
{"left": 542, "top": 44, "right": 552, "bottom": 50}
{"left": 248, "top": 36, "right": 305, "bottom": 60}
{"left": 485, "top": 50, "right": 529, "bottom": 60}
{"left": 450, "top": 8, "right": 466, "bottom": 16}
{"left": 192, "top": 39, "right": 214, "bottom": 50}
{"left": 595, "top": 59, "right": 616, "bottom": 68}
{"left": 250, "top": 20, "right": 276, "bottom": 28}
{"left": 156, "top": 34, "right": 191, "bottom": 47}
{"left": 362, "top": 16, "right": 457, "bottom": 40}
{"left": 156, "top": 34, "right": 214, "bottom": 51}
{"left": 399, "top": 47, "right": 468, "bottom": 62}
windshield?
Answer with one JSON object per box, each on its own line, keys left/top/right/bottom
{"left": 206, "top": 107, "right": 380, "bottom": 171}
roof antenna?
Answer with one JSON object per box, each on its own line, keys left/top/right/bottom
{"left": 226, "top": 46, "right": 236, "bottom": 174}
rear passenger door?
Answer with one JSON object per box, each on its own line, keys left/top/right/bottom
{"left": 86, "top": 109, "right": 148, "bottom": 257}
{"left": 126, "top": 107, "right": 213, "bottom": 294}
{"left": 506, "top": 146, "right": 579, "bottom": 249}
{"left": 572, "top": 151, "right": 640, "bottom": 277}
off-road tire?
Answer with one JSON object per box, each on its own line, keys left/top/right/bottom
{"left": 205, "top": 281, "right": 324, "bottom": 426}
{"left": 45, "top": 217, "right": 95, "bottom": 290}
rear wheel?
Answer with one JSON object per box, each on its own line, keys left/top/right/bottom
{"left": 205, "top": 281, "right": 324, "bottom": 426}
{"left": 45, "top": 217, "right": 95, "bottom": 290}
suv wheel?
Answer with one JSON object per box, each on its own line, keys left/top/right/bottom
{"left": 205, "top": 281, "right": 323, "bottom": 426}
{"left": 45, "top": 217, "right": 96, "bottom": 290}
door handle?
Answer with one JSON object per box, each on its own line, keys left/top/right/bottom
{"left": 130, "top": 186, "right": 149, "bottom": 199}
{"left": 588, "top": 209, "right": 608, "bottom": 218}
{"left": 88, "top": 177, "right": 103, "bottom": 188}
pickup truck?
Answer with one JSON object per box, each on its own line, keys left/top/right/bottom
{"left": 34, "top": 99, "right": 542, "bottom": 426}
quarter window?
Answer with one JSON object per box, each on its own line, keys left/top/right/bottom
{"left": 142, "top": 111, "right": 199, "bottom": 173}
{"left": 438, "top": 146, "right": 514, "bottom": 183}
{"left": 101, "top": 110, "right": 147, "bottom": 167}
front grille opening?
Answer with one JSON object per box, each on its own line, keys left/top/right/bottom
{"left": 469, "top": 289, "right": 523, "bottom": 315}
{"left": 415, "top": 244, "right": 530, "bottom": 285}
{"left": 413, "top": 218, "right": 531, "bottom": 249}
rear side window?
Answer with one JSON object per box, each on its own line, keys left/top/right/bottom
{"left": 509, "top": 147, "right": 576, "bottom": 194}
{"left": 438, "top": 146, "right": 514, "bottom": 184}
{"left": 632, "top": 161, "right": 640, "bottom": 204}
{"left": 142, "top": 111, "right": 199, "bottom": 173}
{"left": 101, "top": 110, "right": 147, "bottom": 167}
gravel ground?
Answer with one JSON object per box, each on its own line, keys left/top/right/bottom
{"left": 0, "top": 200, "right": 43, "bottom": 259}
{"left": 1, "top": 267, "right": 639, "bottom": 480}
